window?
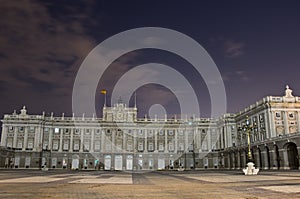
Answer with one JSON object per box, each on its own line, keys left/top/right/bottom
{"left": 148, "top": 130, "right": 153, "bottom": 137}
{"left": 178, "top": 143, "right": 184, "bottom": 151}
{"left": 6, "top": 138, "right": 13, "bottom": 148}
{"left": 27, "top": 139, "right": 33, "bottom": 149}
{"left": 138, "top": 130, "right": 143, "bottom": 137}
{"left": 8, "top": 126, "right": 14, "bottom": 132}
{"left": 84, "top": 141, "right": 90, "bottom": 151}
{"left": 106, "top": 129, "right": 111, "bottom": 135}
{"left": 94, "top": 141, "right": 101, "bottom": 151}
{"left": 289, "top": 112, "right": 295, "bottom": 119}
{"left": 168, "top": 130, "right": 174, "bottom": 135}
{"left": 159, "top": 130, "right": 164, "bottom": 136}
{"left": 138, "top": 142, "right": 143, "bottom": 151}
{"left": 127, "top": 142, "right": 133, "bottom": 151}
{"left": 63, "top": 140, "right": 69, "bottom": 151}
{"left": 73, "top": 140, "right": 80, "bottom": 151}
{"left": 54, "top": 128, "right": 59, "bottom": 134}
{"left": 179, "top": 130, "right": 184, "bottom": 136}
{"left": 85, "top": 129, "right": 90, "bottom": 135}
{"left": 148, "top": 142, "right": 154, "bottom": 151}
{"left": 52, "top": 140, "right": 59, "bottom": 150}
{"left": 168, "top": 142, "right": 174, "bottom": 151}
{"left": 159, "top": 143, "right": 164, "bottom": 151}
{"left": 29, "top": 126, "right": 35, "bottom": 132}
{"left": 95, "top": 129, "right": 101, "bottom": 135}
{"left": 75, "top": 129, "right": 80, "bottom": 135}
{"left": 17, "top": 139, "right": 23, "bottom": 149}
{"left": 275, "top": 112, "right": 281, "bottom": 119}
{"left": 19, "top": 127, "right": 24, "bottom": 132}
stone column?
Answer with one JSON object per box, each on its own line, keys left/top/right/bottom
{"left": 281, "top": 149, "right": 289, "bottom": 169}
{"left": 101, "top": 130, "right": 105, "bottom": 152}
{"left": 123, "top": 131, "right": 126, "bottom": 152}
{"left": 175, "top": 129, "right": 178, "bottom": 153}
{"left": 165, "top": 130, "right": 168, "bottom": 152}
{"left": 283, "top": 111, "right": 289, "bottom": 135}
{"left": 80, "top": 129, "right": 84, "bottom": 152}
{"left": 236, "top": 151, "right": 240, "bottom": 169}
{"left": 297, "top": 111, "right": 300, "bottom": 133}
{"left": 23, "top": 127, "right": 28, "bottom": 151}
{"left": 133, "top": 130, "right": 137, "bottom": 152}
{"left": 59, "top": 128, "right": 63, "bottom": 152}
{"left": 144, "top": 130, "right": 147, "bottom": 152}
{"left": 13, "top": 126, "right": 18, "bottom": 148}
{"left": 48, "top": 128, "right": 53, "bottom": 150}
{"left": 69, "top": 128, "right": 74, "bottom": 152}
{"left": 261, "top": 150, "right": 267, "bottom": 169}
{"left": 112, "top": 130, "right": 115, "bottom": 152}
{"left": 154, "top": 130, "right": 158, "bottom": 152}
{"left": 269, "top": 111, "right": 276, "bottom": 138}
{"left": 207, "top": 129, "right": 212, "bottom": 151}
{"left": 185, "top": 128, "right": 188, "bottom": 152}
{"left": 90, "top": 129, "right": 94, "bottom": 152}
{"left": 1, "top": 126, "right": 7, "bottom": 147}
{"left": 269, "top": 148, "right": 277, "bottom": 169}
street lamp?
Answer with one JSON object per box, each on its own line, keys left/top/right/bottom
{"left": 238, "top": 116, "right": 256, "bottom": 162}
{"left": 240, "top": 116, "right": 259, "bottom": 175}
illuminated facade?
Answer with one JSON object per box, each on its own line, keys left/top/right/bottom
{"left": 1, "top": 86, "right": 300, "bottom": 170}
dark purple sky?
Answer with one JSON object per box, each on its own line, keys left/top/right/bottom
{"left": 1, "top": 0, "right": 300, "bottom": 120}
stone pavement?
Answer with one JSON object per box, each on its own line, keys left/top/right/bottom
{"left": 0, "top": 170, "right": 300, "bottom": 199}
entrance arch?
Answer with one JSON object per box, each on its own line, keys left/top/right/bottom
{"left": 285, "top": 142, "right": 299, "bottom": 170}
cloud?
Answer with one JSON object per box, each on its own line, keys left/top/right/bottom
{"left": 222, "top": 70, "right": 250, "bottom": 82}
{"left": 0, "top": 0, "right": 97, "bottom": 94}
{"left": 224, "top": 40, "right": 245, "bottom": 58}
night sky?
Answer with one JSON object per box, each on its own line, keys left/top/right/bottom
{"left": 1, "top": 0, "right": 300, "bottom": 122}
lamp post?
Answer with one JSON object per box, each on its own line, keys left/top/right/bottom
{"left": 240, "top": 116, "right": 259, "bottom": 175}
{"left": 239, "top": 116, "right": 255, "bottom": 162}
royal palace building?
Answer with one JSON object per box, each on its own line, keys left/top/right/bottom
{"left": 1, "top": 86, "right": 300, "bottom": 170}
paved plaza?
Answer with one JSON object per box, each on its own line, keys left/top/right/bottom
{"left": 0, "top": 170, "right": 300, "bottom": 199}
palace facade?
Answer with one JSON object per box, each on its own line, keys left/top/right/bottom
{"left": 1, "top": 86, "right": 300, "bottom": 170}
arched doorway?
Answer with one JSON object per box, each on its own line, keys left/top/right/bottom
{"left": 265, "top": 146, "right": 271, "bottom": 169}
{"left": 274, "top": 145, "right": 280, "bottom": 169}
{"left": 285, "top": 142, "right": 299, "bottom": 170}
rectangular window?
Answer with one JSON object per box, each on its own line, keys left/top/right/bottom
{"left": 52, "top": 140, "right": 59, "bottom": 150}
{"left": 168, "top": 142, "right": 174, "bottom": 151}
{"left": 73, "top": 140, "right": 80, "bottom": 150}
{"left": 138, "top": 142, "right": 143, "bottom": 151}
{"left": 29, "top": 126, "right": 35, "bottom": 132}
{"left": 63, "top": 140, "right": 69, "bottom": 151}
{"left": 127, "top": 142, "right": 132, "bottom": 151}
{"left": 84, "top": 142, "right": 90, "bottom": 151}
{"left": 94, "top": 141, "right": 101, "bottom": 151}
{"left": 54, "top": 128, "right": 59, "bottom": 134}
{"left": 159, "top": 143, "right": 164, "bottom": 151}
{"left": 6, "top": 138, "right": 13, "bottom": 148}
{"left": 148, "top": 142, "right": 154, "bottom": 151}
{"left": 168, "top": 130, "right": 174, "bottom": 135}
{"left": 159, "top": 130, "right": 164, "bottom": 136}
{"left": 27, "top": 139, "right": 33, "bottom": 149}
{"left": 8, "top": 126, "right": 14, "bottom": 132}
{"left": 17, "top": 139, "right": 23, "bottom": 149}
{"left": 178, "top": 143, "right": 184, "bottom": 151}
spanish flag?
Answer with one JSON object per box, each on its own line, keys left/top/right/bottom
{"left": 100, "top": 89, "right": 107, "bottom": 94}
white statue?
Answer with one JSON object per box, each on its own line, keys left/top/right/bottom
{"left": 243, "top": 162, "right": 259, "bottom": 175}
{"left": 285, "top": 85, "right": 293, "bottom": 97}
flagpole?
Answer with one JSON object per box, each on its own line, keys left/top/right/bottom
{"left": 104, "top": 92, "right": 107, "bottom": 107}
{"left": 134, "top": 91, "right": 137, "bottom": 108}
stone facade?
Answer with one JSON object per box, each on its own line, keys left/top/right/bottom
{"left": 1, "top": 86, "right": 300, "bottom": 170}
